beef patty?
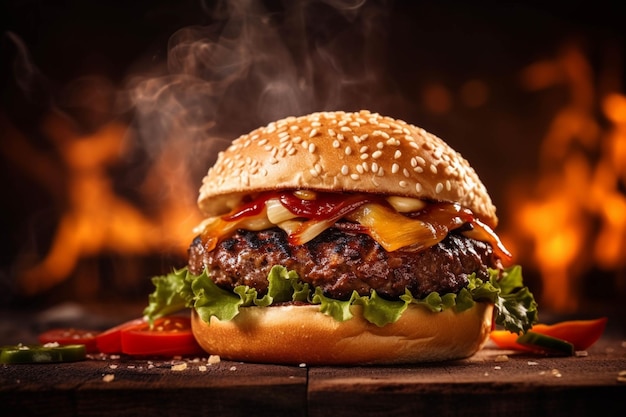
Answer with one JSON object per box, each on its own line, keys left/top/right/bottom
{"left": 188, "top": 226, "right": 501, "bottom": 301}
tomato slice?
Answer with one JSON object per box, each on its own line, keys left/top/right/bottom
{"left": 527, "top": 317, "right": 608, "bottom": 351}
{"left": 95, "top": 318, "right": 146, "bottom": 354}
{"left": 490, "top": 317, "right": 608, "bottom": 352}
{"left": 38, "top": 328, "right": 99, "bottom": 353}
{"left": 120, "top": 316, "right": 204, "bottom": 357}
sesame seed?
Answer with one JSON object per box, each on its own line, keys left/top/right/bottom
{"left": 372, "top": 150, "right": 382, "bottom": 159}
{"left": 310, "top": 168, "right": 319, "bottom": 177}
{"left": 359, "top": 146, "right": 369, "bottom": 153}
{"left": 341, "top": 165, "right": 349, "bottom": 175}
{"left": 309, "top": 129, "right": 319, "bottom": 138}
{"left": 311, "top": 121, "right": 321, "bottom": 127}
{"left": 350, "top": 173, "right": 360, "bottom": 180}
{"left": 446, "top": 180, "right": 451, "bottom": 191}
{"left": 416, "top": 156, "right": 426, "bottom": 166}
{"left": 436, "top": 183, "right": 443, "bottom": 193}
{"left": 377, "top": 167, "right": 384, "bottom": 177}
{"left": 258, "top": 138, "right": 268, "bottom": 146}
{"left": 360, "top": 153, "right": 369, "bottom": 160}
{"left": 392, "top": 163, "right": 400, "bottom": 174}
{"left": 394, "top": 150, "right": 402, "bottom": 159}
{"left": 376, "top": 142, "right": 384, "bottom": 149}
{"left": 340, "top": 126, "right": 351, "bottom": 132}
{"left": 399, "top": 180, "right": 408, "bottom": 188}
{"left": 403, "top": 168, "right": 410, "bottom": 178}
{"left": 430, "top": 164, "right": 438, "bottom": 174}
{"left": 337, "top": 133, "right": 345, "bottom": 141}
{"left": 371, "top": 162, "right": 379, "bottom": 172}
{"left": 414, "top": 166, "right": 424, "bottom": 173}
{"left": 345, "top": 146, "right": 352, "bottom": 155}
{"left": 328, "top": 129, "right": 336, "bottom": 137}
{"left": 362, "top": 162, "right": 369, "bottom": 172}
{"left": 415, "top": 182, "right": 423, "bottom": 192}
{"left": 314, "top": 163, "right": 322, "bottom": 174}
{"left": 356, "top": 165, "right": 364, "bottom": 174}
{"left": 332, "top": 140, "right": 340, "bottom": 148}
{"left": 292, "top": 136, "right": 302, "bottom": 144}
{"left": 308, "top": 143, "right": 317, "bottom": 153}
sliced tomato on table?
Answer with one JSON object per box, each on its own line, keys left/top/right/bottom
{"left": 95, "top": 318, "right": 146, "bottom": 354}
{"left": 490, "top": 317, "right": 608, "bottom": 353}
{"left": 120, "top": 316, "right": 204, "bottom": 357}
{"left": 38, "top": 328, "right": 100, "bottom": 353}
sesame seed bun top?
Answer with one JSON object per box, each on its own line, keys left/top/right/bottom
{"left": 198, "top": 110, "right": 498, "bottom": 227}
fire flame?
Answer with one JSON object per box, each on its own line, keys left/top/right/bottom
{"left": 506, "top": 43, "right": 626, "bottom": 313}
{"left": 4, "top": 109, "right": 201, "bottom": 296}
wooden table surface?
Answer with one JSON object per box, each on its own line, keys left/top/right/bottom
{"left": 2, "top": 306, "right": 626, "bottom": 417}
{"left": 2, "top": 337, "right": 625, "bottom": 416}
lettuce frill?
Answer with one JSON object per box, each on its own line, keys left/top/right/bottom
{"left": 144, "top": 265, "right": 537, "bottom": 334}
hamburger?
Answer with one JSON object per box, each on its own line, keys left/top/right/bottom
{"left": 144, "top": 110, "right": 537, "bottom": 365}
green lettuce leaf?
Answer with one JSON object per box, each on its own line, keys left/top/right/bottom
{"left": 311, "top": 288, "right": 357, "bottom": 322}
{"left": 354, "top": 290, "right": 408, "bottom": 327}
{"left": 143, "top": 268, "right": 194, "bottom": 323}
{"left": 144, "top": 264, "right": 538, "bottom": 333}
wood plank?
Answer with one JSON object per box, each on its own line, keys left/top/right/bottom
{"left": 1, "top": 357, "right": 308, "bottom": 417}
{"left": 308, "top": 340, "right": 626, "bottom": 417}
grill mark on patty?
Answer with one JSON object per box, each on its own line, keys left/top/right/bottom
{"left": 189, "top": 227, "right": 501, "bottom": 300}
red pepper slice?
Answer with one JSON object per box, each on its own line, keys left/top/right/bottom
{"left": 120, "top": 316, "right": 204, "bottom": 357}
{"left": 95, "top": 316, "right": 204, "bottom": 357}
{"left": 490, "top": 317, "right": 608, "bottom": 352}
{"left": 95, "top": 318, "right": 146, "bottom": 354}
{"left": 38, "top": 328, "right": 100, "bottom": 353}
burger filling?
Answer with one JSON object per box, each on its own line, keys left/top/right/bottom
{"left": 144, "top": 190, "right": 538, "bottom": 332}
{"left": 188, "top": 227, "right": 500, "bottom": 301}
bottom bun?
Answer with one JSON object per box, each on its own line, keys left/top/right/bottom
{"left": 191, "top": 302, "right": 494, "bottom": 365}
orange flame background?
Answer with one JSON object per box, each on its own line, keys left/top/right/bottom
{"left": 1, "top": 2, "right": 625, "bottom": 317}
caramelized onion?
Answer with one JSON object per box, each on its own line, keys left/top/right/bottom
{"left": 461, "top": 219, "right": 513, "bottom": 265}
{"left": 197, "top": 190, "right": 512, "bottom": 262}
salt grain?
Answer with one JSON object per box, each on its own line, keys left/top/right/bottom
{"left": 171, "top": 362, "right": 188, "bottom": 372}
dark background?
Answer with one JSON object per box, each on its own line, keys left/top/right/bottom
{"left": 1, "top": 0, "right": 625, "bottom": 312}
